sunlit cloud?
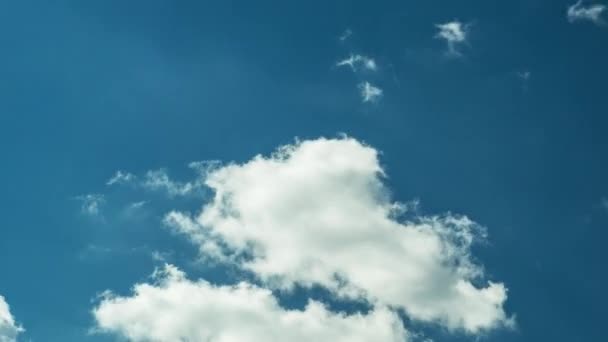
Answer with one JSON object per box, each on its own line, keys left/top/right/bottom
{"left": 164, "top": 137, "right": 514, "bottom": 333}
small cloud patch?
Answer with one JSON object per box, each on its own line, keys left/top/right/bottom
{"left": 435, "top": 21, "right": 469, "bottom": 56}
{"left": 567, "top": 1, "right": 606, "bottom": 25}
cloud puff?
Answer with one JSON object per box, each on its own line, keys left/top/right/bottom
{"left": 601, "top": 197, "right": 608, "bottom": 210}
{"left": 93, "top": 264, "right": 408, "bottom": 342}
{"left": 358, "top": 82, "right": 383, "bottom": 103}
{"left": 0, "top": 295, "right": 23, "bottom": 342}
{"left": 107, "top": 162, "right": 217, "bottom": 197}
{"left": 337, "top": 54, "right": 378, "bottom": 72}
{"left": 517, "top": 71, "right": 531, "bottom": 81}
{"left": 567, "top": 1, "right": 606, "bottom": 25}
{"left": 435, "top": 21, "right": 469, "bottom": 56}
{"left": 339, "top": 29, "right": 353, "bottom": 41}
{"left": 106, "top": 170, "right": 136, "bottom": 186}
{"left": 167, "top": 137, "right": 513, "bottom": 333}
{"left": 142, "top": 169, "right": 201, "bottom": 197}
{"left": 75, "top": 194, "right": 105, "bottom": 216}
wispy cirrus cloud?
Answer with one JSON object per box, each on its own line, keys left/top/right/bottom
{"left": 567, "top": 1, "right": 606, "bottom": 25}
{"left": 336, "top": 54, "right": 377, "bottom": 72}
{"left": 75, "top": 194, "right": 105, "bottom": 216}
{"left": 141, "top": 169, "right": 201, "bottom": 197}
{"left": 600, "top": 197, "right": 608, "bottom": 210}
{"left": 107, "top": 162, "right": 218, "bottom": 198}
{"left": 106, "top": 170, "right": 136, "bottom": 186}
{"left": 339, "top": 28, "right": 353, "bottom": 42}
{"left": 517, "top": 70, "right": 532, "bottom": 90}
{"left": 334, "top": 29, "right": 385, "bottom": 104}
{"left": 435, "top": 21, "right": 469, "bottom": 56}
{"left": 517, "top": 70, "right": 531, "bottom": 81}
{"left": 358, "top": 82, "right": 383, "bottom": 103}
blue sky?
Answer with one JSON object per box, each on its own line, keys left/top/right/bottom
{"left": 0, "top": 1, "right": 607, "bottom": 341}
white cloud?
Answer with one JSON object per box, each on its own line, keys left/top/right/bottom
{"left": 170, "top": 137, "right": 513, "bottom": 333}
{"left": 106, "top": 170, "right": 136, "bottom": 186}
{"left": 0, "top": 295, "right": 23, "bottom": 342}
{"left": 339, "top": 29, "right": 353, "bottom": 41}
{"left": 142, "top": 169, "right": 201, "bottom": 197}
{"left": 601, "top": 197, "right": 608, "bottom": 210}
{"left": 435, "top": 21, "right": 468, "bottom": 56}
{"left": 517, "top": 71, "right": 531, "bottom": 81}
{"left": 93, "top": 264, "right": 408, "bottom": 342}
{"left": 164, "top": 211, "right": 228, "bottom": 262}
{"left": 143, "top": 169, "right": 195, "bottom": 196}
{"left": 76, "top": 194, "right": 105, "bottom": 216}
{"left": 517, "top": 71, "right": 532, "bottom": 90}
{"left": 337, "top": 54, "right": 378, "bottom": 71}
{"left": 128, "top": 201, "right": 147, "bottom": 210}
{"left": 108, "top": 164, "right": 213, "bottom": 197}
{"left": 150, "top": 250, "right": 172, "bottom": 263}
{"left": 567, "top": 1, "right": 606, "bottom": 25}
{"left": 358, "top": 82, "right": 383, "bottom": 103}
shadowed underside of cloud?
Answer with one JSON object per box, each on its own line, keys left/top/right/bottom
{"left": 94, "top": 137, "right": 513, "bottom": 341}
{"left": 0, "top": 295, "right": 22, "bottom": 342}
{"left": 94, "top": 265, "right": 408, "bottom": 342}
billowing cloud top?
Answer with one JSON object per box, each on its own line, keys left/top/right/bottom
{"left": 0, "top": 295, "right": 22, "bottom": 342}
{"left": 162, "top": 137, "right": 513, "bottom": 333}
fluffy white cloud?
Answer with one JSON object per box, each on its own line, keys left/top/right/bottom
{"left": 337, "top": 54, "right": 377, "bottom": 71}
{"left": 168, "top": 137, "right": 513, "bottom": 333}
{"left": 567, "top": 1, "right": 606, "bottom": 25}
{"left": 75, "top": 194, "right": 105, "bottom": 216}
{"left": 358, "top": 82, "right": 383, "bottom": 103}
{"left": 435, "top": 21, "right": 468, "bottom": 56}
{"left": 0, "top": 295, "right": 23, "bottom": 342}
{"left": 93, "top": 264, "right": 408, "bottom": 342}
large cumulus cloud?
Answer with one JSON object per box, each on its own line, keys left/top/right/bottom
{"left": 95, "top": 136, "right": 513, "bottom": 341}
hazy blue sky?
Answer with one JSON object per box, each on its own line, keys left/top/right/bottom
{"left": 0, "top": 1, "right": 607, "bottom": 341}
